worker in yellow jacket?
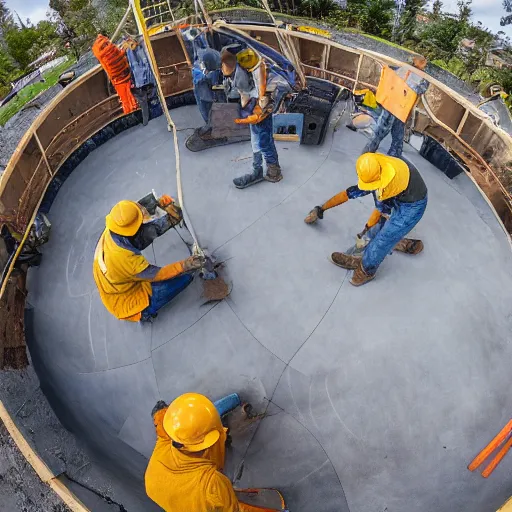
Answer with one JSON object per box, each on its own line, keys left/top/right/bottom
{"left": 146, "top": 393, "right": 283, "bottom": 512}
{"left": 305, "top": 153, "right": 428, "bottom": 286}
{"left": 93, "top": 196, "right": 203, "bottom": 322}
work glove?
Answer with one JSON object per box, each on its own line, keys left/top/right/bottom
{"left": 304, "top": 206, "right": 324, "bottom": 224}
{"left": 159, "top": 195, "right": 183, "bottom": 226}
{"left": 234, "top": 104, "right": 271, "bottom": 125}
{"left": 183, "top": 254, "right": 205, "bottom": 272}
{"left": 158, "top": 194, "right": 174, "bottom": 208}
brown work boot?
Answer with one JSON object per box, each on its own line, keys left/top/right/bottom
{"left": 264, "top": 164, "right": 283, "bottom": 183}
{"left": 330, "top": 252, "right": 361, "bottom": 270}
{"left": 394, "top": 238, "right": 424, "bottom": 255}
{"left": 350, "top": 261, "right": 375, "bottom": 287}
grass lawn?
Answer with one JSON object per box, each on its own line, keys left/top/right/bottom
{"left": 0, "top": 58, "right": 74, "bottom": 127}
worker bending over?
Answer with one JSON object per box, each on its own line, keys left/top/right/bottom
{"left": 363, "top": 56, "right": 429, "bottom": 158}
{"left": 93, "top": 195, "right": 203, "bottom": 322}
{"left": 146, "top": 393, "right": 281, "bottom": 512}
{"left": 222, "top": 48, "right": 291, "bottom": 188}
{"left": 305, "top": 153, "right": 428, "bottom": 286}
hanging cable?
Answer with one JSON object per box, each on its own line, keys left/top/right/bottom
{"left": 131, "top": 0, "right": 204, "bottom": 256}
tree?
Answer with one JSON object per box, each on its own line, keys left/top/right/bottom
{"left": 502, "top": 0, "right": 512, "bottom": 26}
{"left": 396, "top": 0, "right": 427, "bottom": 43}
{"left": 457, "top": 0, "right": 471, "bottom": 26}
{"left": 0, "top": 46, "right": 15, "bottom": 97}
{"left": 4, "top": 26, "right": 40, "bottom": 68}
{"left": 50, "top": 0, "right": 100, "bottom": 60}
{"left": 432, "top": 0, "right": 442, "bottom": 19}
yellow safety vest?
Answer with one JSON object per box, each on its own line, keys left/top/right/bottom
{"left": 92, "top": 229, "right": 152, "bottom": 320}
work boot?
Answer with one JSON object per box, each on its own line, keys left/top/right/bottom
{"left": 233, "top": 167, "right": 264, "bottom": 189}
{"left": 198, "top": 125, "right": 213, "bottom": 139}
{"left": 394, "top": 238, "right": 424, "bottom": 255}
{"left": 264, "top": 163, "right": 283, "bottom": 183}
{"left": 233, "top": 152, "right": 264, "bottom": 189}
{"left": 350, "top": 261, "right": 375, "bottom": 287}
{"left": 330, "top": 252, "right": 361, "bottom": 270}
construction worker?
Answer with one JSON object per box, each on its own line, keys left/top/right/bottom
{"left": 362, "top": 55, "right": 429, "bottom": 158}
{"left": 305, "top": 153, "right": 428, "bottom": 286}
{"left": 146, "top": 393, "right": 279, "bottom": 512}
{"left": 93, "top": 196, "right": 203, "bottom": 322}
{"left": 221, "top": 48, "right": 291, "bottom": 189}
{"left": 192, "top": 47, "right": 222, "bottom": 136}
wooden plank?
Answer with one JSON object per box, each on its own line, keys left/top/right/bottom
{"left": 0, "top": 401, "right": 90, "bottom": 512}
{"left": 34, "top": 133, "right": 52, "bottom": 177}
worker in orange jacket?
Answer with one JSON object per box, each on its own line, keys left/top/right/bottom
{"left": 145, "top": 393, "right": 284, "bottom": 512}
{"left": 93, "top": 196, "right": 202, "bottom": 322}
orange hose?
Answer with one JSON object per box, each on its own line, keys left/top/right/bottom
{"left": 468, "top": 419, "right": 512, "bottom": 472}
{"left": 482, "top": 436, "right": 512, "bottom": 478}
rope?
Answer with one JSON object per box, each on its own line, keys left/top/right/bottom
{"left": 131, "top": 0, "right": 204, "bottom": 255}
{"left": 111, "top": 5, "right": 132, "bottom": 42}
{"left": 258, "top": 0, "right": 306, "bottom": 89}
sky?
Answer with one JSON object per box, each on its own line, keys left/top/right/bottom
{"left": 4, "top": 0, "right": 512, "bottom": 36}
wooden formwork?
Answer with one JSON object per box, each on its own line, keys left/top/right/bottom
{"left": 0, "top": 20, "right": 511, "bottom": 512}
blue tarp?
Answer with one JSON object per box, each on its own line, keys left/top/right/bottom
{"left": 214, "top": 26, "right": 297, "bottom": 89}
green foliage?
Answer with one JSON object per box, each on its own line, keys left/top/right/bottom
{"left": 4, "top": 27, "right": 41, "bottom": 69}
{"left": 396, "top": 0, "right": 427, "bottom": 44}
{"left": 432, "top": 0, "right": 442, "bottom": 19}
{"left": 0, "top": 47, "right": 15, "bottom": 98}
{"left": 0, "top": 57, "right": 73, "bottom": 126}
{"left": 49, "top": 0, "right": 101, "bottom": 59}
{"left": 502, "top": 0, "right": 512, "bottom": 27}
{"left": 432, "top": 56, "right": 470, "bottom": 80}
{"left": 0, "top": 0, "right": 13, "bottom": 26}
{"left": 328, "top": 0, "right": 395, "bottom": 37}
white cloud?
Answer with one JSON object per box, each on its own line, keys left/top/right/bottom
{"left": 5, "top": 0, "right": 49, "bottom": 25}
{"left": 435, "top": 0, "right": 512, "bottom": 36}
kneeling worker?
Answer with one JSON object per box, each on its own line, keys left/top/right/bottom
{"left": 93, "top": 196, "right": 203, "bottom": 321}
{"left": 146, "top": 393, "right": 281, "bottom": 512}
{"left": 305, "top": 153, "right": 428, "bottom": 286}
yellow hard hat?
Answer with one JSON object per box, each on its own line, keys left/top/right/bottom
{"left": 356, "top": 153, "right": 395, "bottom": 191}
{"left": 237, "top": 48, "right": 260, "bottom": 71}
{"left": 163, "top": 393, "right": 221, "bottom": 452}
{"left": 105, "top": 200, "right": 143, "bottom": 236}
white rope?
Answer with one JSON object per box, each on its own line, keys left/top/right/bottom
{"left": 259, "top": 0, "right": 306, "bottom": 89}
{"left": 131, "top": 0, "right": 204, "bottom": 255}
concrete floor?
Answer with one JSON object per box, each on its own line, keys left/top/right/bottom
{"left": 26, "top": 104, "right": 512, "bottom": 512}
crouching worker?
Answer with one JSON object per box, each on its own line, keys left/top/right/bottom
{"left": 93, "top": 195, "right": 203, "bottom": 322}
{"left": 305, "top": 153, "right": 427, "bottom": 286}
{"left": 221, "top": 48, "right": 291, "bottom": 188}
{"left": 146, "top": 393, "right": 285, "bottom": 512}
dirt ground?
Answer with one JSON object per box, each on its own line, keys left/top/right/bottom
{"left": 0, "top": 420, "right": 69, "bottom": 512}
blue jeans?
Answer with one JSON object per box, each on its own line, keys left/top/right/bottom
{"left": 250, "top": 115, "right": 279, "bottom": 167}
{"left": 194, "top": 86, "right": 213, "bottom": 124}
{"left": 142, "top": 274, "right": 193, "bottom": 318}
{"left": 214, "top": 393, "right": 242, "bottom": 417}
{"left": 363, "top": 108, "right": 405, "bottom": 158}
{"left": 362, "top": 196, "right": 428, "bottom": 275}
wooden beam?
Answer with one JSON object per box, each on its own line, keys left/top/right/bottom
{"left": 33, "top": 132, "right": 52, "bottom": 177}
{"left": 0, "top": 401, "right": 89, "bottom": 512}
